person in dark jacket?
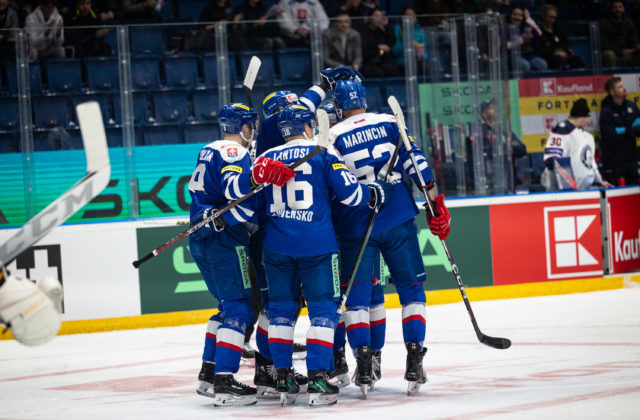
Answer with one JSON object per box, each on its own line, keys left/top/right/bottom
{"left": 0, "top": 0, "right": 19, "bottom": 60}
{"left": 599, "top": 77, "right": 640, "bottom": 186}
{"left": 233, "top": 0, "right": 285, "bottom": 50}
{"left": 599, "top": 0, "right": 640, "bottom": 68}
{"left": 66, "top": 0, "right": 112, "bottom": 57}
{"left": 534, "top": 3, "right": 583, "bottom": 69}
{"left": 358, "top": 8, "right": 396, "bottom": 77}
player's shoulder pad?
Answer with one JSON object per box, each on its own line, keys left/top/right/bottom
{"left": 210, "top": 140, "right": 249, "bottom": 163}
{"left": 551, "top": 120, "right": 575, "bottom": 136}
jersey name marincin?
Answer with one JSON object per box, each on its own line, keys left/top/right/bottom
{"left": 258, "top": 137, "right": 371, "bottom": 257}
{"left": 330, "top": 112, "right": 434, "bottom": 238}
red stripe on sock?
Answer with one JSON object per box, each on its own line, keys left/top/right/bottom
{"left": 337, "top": 322, "right": 345, "bottom": 328}
{"left": 346, "top": 322, "right": 371, "bottom": 332}
{"left": 306, "top": 338, "right": 334, "bottom": 348}
{"left": 402, "top": 315, "right": 426, "bottom": 325}
{"left": 205, "top": 333, "right": 216, "bottom": 340}
{"left": 268, "top": 338, "right": 293, "bottom": 345}
{"left": 370, "top": 318, "right": 386, "bottom": 326}
{"left": 257, "top": 326, "right": 268, "bottom": 336}
{"left": 216, "top": 341, "right": 243, "bottom": 353}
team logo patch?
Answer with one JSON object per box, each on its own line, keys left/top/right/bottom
{"left": 227, "top": 147, "right": 238, "bottom": 157}
{"left": 408, "top": 135, "right": 416, "bottom": 143}
{"left": 221, "top": 165, "right": 243, "bottom": 174}
{"left": 332, "top": 163, "right": 348, "bottom": 170}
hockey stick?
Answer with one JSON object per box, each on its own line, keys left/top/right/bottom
{"left": 0, "top": 101, "right": 111, "bottom": 266}
{"left": 132, "top": 109, "right": 332, "bottom": 269}
{"left": 389, "top": 96, "right": 511, "bottom": 350}
{"left": 243, "top": 56, "right": 261, "bottom": 110}
{"left": 337, "top": 100, "right": 405, "bottom": 315}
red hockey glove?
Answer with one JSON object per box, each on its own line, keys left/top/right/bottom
{"left": 425, "top": 194, "right": 451, "bottom": 240}
{"left": 251, "top": 157, "right": 296, "bottom": 187}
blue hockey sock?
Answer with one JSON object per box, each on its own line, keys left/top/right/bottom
{"left": 369, "top": 302, "right": 386, "bottom": 351}
{"left": 256, "top": 311, "right": 272, "bottom": 360}
{"left": 306, "top": 301, "right": 337, "bottom": 372}
{"left": 202, "top": 312, "right": 223, "bottom": 362}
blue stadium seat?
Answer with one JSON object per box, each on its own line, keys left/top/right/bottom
{"left": 176, "top": 0, "right": 208, "bottom": 21}
{"left": 45, "top": 58, "right": 83, "bottom": 93}
{"left": 85, "top": 57, "right": 119, "bottom": 92}
{"left": 202, "top": 52, "right": 237, "bottom": 87}
{"left": 131, "top": 57, "right": 160, "bottom": 90}
{"left": 104, "top": 28, "right": 117, "bottom": 55}
{"left": 364, "top": 78, "right": 384, "bottom": 113}
{"left": 112, "top": 92, "right": 150, "bottom": 125}
{"left": 32, "top": 95, "right": 71, "bottom": 128}
{"left": 151, "top": 90, "right": 190, "bottom": 123}
{"left": 386, "top": 0, "right": 416, "bottom": 16}
{"left": 0, "top": 96, "right": 20, "bottom": 131}
{"left": 164, "top": 53, "right": 199, "bottom": 89}
{"left": 277, "top": 48, "right": 311, "bottom": 83}
{"left": 130, "top": 26, "right": 165, "bottom": 56}
{"left": 105, "top": 126, "right": 124, "bottom": 147}
{"left": 231, "top": 85, "right": 266, "bottom": 114}
{"left": 32, "top": 127, "right": 80, "bottom": 150}
{"left": 143, "top": 124, "right": 182, "bottom": 145}
{"left": 184, "top": 122, "right": 220, "bottom": 143}
{"left": 568, "top": 36, "right": 592, "bottom": 69}
{"left": 239, "top": 50, "right": 275, "bottom": 85}
{"left": 72, "top": 93, "right": 112, "bottom": 126}
{"left": 5, "top": 61, "right": 43, "bottom": 94}
{"left": 192, "top": 89, "right": 220, "bottom": 121}
{"left": 0, "top": 131, "right": 16, "bottom": 153}
{"left": 381, "top": 77, "right": 407, "bottom": 110}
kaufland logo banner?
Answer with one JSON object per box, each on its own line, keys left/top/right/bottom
{"left": 544, "top": 204, "right": 603, "bottom": 279}
{"left": 607, "top": 191, "right": 640, "bottom": 274}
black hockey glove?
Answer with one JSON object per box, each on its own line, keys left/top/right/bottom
{"left": 204, "top": 207, "right": 226, "bottom": 232}
{"left": 367, "top": 180, "right": 394, "bottom": 209}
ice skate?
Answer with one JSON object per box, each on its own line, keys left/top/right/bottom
{"left": 293, "top": 368, "right": 308, "bottom": 392}
{"left": 352, "top": 345, "right": 372, "bottom": 399}
{"left": 276, "top": 368, "right": 299, "bottom": 406}
{"left": 329, "top": 347, "right": 350, "bottom": 387}
{"left": 253, "top": 353, "right": 279, "bottom": 399}
{"left": 370, "top": 350, "right": 382, "bottom": 390}
{"left": 307, "top": 370, "right": 339, "bottom": 406}
{"left": 196, "top": 361, "right": 215, "bottom": 398}
{"left": 242, "top": 342, "right": 256, "bottom": 359}
{"left": 212, "top": 374, "right": 257, "bottom": 407}
{"left": 404, "top": 343, "right": 427, "bottom": 395}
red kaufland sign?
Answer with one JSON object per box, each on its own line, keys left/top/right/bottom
{"left": 607, "top": 189, "right": 640, "bottom": 274}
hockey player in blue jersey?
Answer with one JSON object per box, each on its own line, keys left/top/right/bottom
{"left": 258, "top": 104, "right": 393, "bottom": 406}
{"left": 329, "top": 77, "right": 451, "bottom": 396}
{"left": 188, "top": 103, "right": 296, "bottom": 406}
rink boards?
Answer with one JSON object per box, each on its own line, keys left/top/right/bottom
{"left": 0, "top": 187, "right": 639, "bottom": 338}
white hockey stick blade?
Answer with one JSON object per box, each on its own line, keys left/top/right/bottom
{"left": 316, "top": 109, "right": 330, "bottom": 148}
{"left": 0, "top": 102, "right": 111, "bottom": 265}
{"left": 388, "top": 96, "right": 412, "bottom": 151}
{"left": 243, "top": 56, "right": 261, "bottom": 90}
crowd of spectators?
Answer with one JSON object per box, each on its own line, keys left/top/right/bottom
{"left": 0, "top": 0, "right": 639, "bottom": 71}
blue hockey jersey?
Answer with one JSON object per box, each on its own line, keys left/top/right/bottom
{"left": 255, "top": 86, "right": 325, "bottom": 156}
{"left": 188, "top": 140, "right": 256, "bottom": 240}
{"left": 258, "top": 138, "right": 372, "bottom": 257}
{"left": 329, "top": 112, "right": 434, "bottom": 238}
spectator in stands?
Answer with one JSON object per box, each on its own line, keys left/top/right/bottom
{"left": 391, "top": 6, "right": 426, "bottom": 74}
{"left": 359, "top": 8, "right": 396, "bottom": 77}
{"left": 322, "top": 11, "right": 361, "bottom": 70}
{"left": 0, "top": 0, "right": 19, "bottom": 60}
{"left": 25, "top": 0, "right": 65, "bottom": 59}
{"left": 234, "top": 0, "right": 285, "bottom": 50}
{"left": 599, "top": 76, "right": 640, "bottom": 186}
{"left": 277, "top": 0, "right": 329, "bottom": 47}
{"left": 196, "top": 0, "right": 244, "bottom": 51}
{"left": 599, "top": 0, "right": 640, "bottom": 68}
{"left": 534, "top": 3, "right": 584, "bottom": 69}
{"left": 92, "top": 0, "right": 119, "bottom": 23}
{"left": 66, "top": 0, "right": 112, "bottom": 57}
{"left": 121, "top": 0, "right": 160, "bottom": 21}
{"left": 506, "top": 6, "right": 547, "bottom": 73}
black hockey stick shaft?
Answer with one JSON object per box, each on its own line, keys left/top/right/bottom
{"left": 389, "top": 97, "right": 511, "bottom": 350}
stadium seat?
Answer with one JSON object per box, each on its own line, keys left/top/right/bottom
{"left": 72, "top": 93, "right": 112, "bottom": 126}
{"left": 386, "top": 0, "right": 416, "bottom": 15}
{"left": 85, "top": 57, "right": 119, "bottom": 92}
{"left": 164, "top": 53, "right": 200, "bottom": 89}
{"left": 131, "top": 57, "right": 160, "bottom": 90}
{"left": 231, "top": 85, "right": 266, "bottom": 114}
{"left": 202, "top": 52, "right": 237, "bottom": 87}
{"left": 151, "top": 90, "right": 190, "bottom": 123}
{"left": 277, "top": 48, "right": 311, "bottom": 83}
{"left": 0, "top": 131, "right": 16, "bottom": 153}
{"left": 239, "top": 50, "right": 275, "bottom": 85}
{"left": 0, "top": 96, "right": 20, "bottom": 131}
{"left": 5, "top": 61, "right": 43, "bottom": 95}
{"left": 32, "top": 126, "right": 80, "bottom": 150}
{"left": 105, "top": 126, "right": 124, "bottom": 147}
{"left": 184, "top": 122, "right": 220, "bottom": 143}
{"left": 568, "top": 36, "right": 592, "bottom": 69}
{"left": 382, "top": 77, "right": 407, "bottom": 110}
{"left": 112, "top": 92, "right": 150, "bottom": 125}
{"left": 364, "top": 78, "right": 384, "bottom": 113}
{"left": 143, "top": 123, "right": 182, "bottom": 145}
{"left": 192, "top": 89, "right": 220, "bottom": 121}
{"left": 176, "top": 0, "right": 208, "bottom": 21}
{"left": 130, "top": 26, "right": 165, "bottom": 56}
{"left": 32, "top": 95, "right": 71, "bottom": 128}
{"left": 45, "top": 58, "right": 83, "bottom": 93}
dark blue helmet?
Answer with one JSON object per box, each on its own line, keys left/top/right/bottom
{"left": 262, "top": 90, "right": 299, "bottom": 118}
{"left": 277, "top": 104, "right": 316, "bottom": 138}
{"left": 219, "top": 103, "right": 258, "bottom": 134}
{"left": 320, "top": 100, "right": 339, "bottom": 126}
{"left": 334, "top": 78, "right": 367, "bottom": 113}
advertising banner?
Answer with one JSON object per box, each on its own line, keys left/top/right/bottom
{"left": 489, "top": 194, "right": 603, "bottom": 285}
{"left": 607, "top": 188, "right": 640, "bottom": 274}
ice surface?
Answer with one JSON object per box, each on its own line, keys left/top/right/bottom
{"left": 1, "top": 289, "right": 639, "bottom": 419}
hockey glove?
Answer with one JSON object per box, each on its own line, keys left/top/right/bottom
{"left": 425, "top": 194, "right": 451, "bottom": 240}
{"left": 320, "top": 66, "right": 364, "bottom": 91}
{"left": 204, "top": 207, "right": 225, "bottom": 232}
{"left": 367, "top": 180, "right": 394, "bottom": 209}
{"left": 251, "top": 157, "right": 296, "bottom": 188}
